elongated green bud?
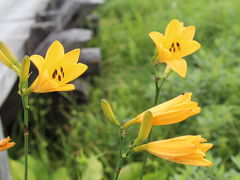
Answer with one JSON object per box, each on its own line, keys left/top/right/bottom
{"left": 19, "top": 56, "right": 31, "bottom": 90}
{"left": 0, "top": 42, "right": 21, "bottom": 75}
{"left": 133, "top": 111, "right": 153, "bottom": 145}
{"left": 101, "top": 99, "right": 120, "bottom": 127}
{"left": 0, "top": 42, "right": 20, "bottom": 67}
{"left": 0, "top": 50, "right": 11, "bottom": 68}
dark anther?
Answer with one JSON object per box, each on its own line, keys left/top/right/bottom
{"left": 176, "top": 42, "right": 181, "bottom": 51}
{"left": 60, "top": 67, "right": 63, "bottom": 72}
{"left": 169, "top": 48, "right": 172, "bottom": 52}
{"left": 173, "top": 47, "right": 176, "bottom": 52}
{"left": 182, "top": 92, "right": 185, "bottom": 95}
{"left": 52, "top": 69, "right": 58, "bottom": 79}
{"left": 58, "top": 75, "right": 62, "bottom": 81}
{"left": 62, "top": 72, "right": 65, "bottom": 78}
{"left": 171, "top": 43, "right": 174, "bottom": 47}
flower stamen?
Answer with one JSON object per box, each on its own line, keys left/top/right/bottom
{"left": 52, "top": 69, "right": 58, "bottom": 79}
{"left": 58, "top": 75, "right": 62, "bottom": 81}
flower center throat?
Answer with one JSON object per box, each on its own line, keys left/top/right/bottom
{"left": 52, "top": 67, "right": 65, "bottom": 82}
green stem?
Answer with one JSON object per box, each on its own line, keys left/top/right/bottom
{"left": 113, "top": 129, "right": 125, "bottom": 180}
{"left": 139, "top": 74, "right": 166, "bottom": 180}
{"left": 21, "top": 94, "right": 29, "bottom": 180}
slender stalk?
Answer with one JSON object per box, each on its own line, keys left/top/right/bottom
{"left": 21, "top": 94, "right": 29, "bottom": 180}
{"left": 113, "top": 129, "right": 124, "bottom": 180}
{"left": 139, "top": 70, "right": 166, "bottom": 180}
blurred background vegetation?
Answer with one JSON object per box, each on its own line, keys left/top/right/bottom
{"left": 8, "top": 0, "right": 240, "bottom": 179}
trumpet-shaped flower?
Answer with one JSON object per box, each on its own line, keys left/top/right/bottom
{"left": 0, "top": 137, "right": 15, "bottom": 151}
{"left": 123, "top": 93, "right": 200, "bottom": 129}
{"left": 29, "top": 41, "right": 88, "bottom": 93}
{"left": 134, "top": 135, "right": 213, "bottom": 167}
{"left": 149, "top": 19, "right": 201, "bottom": 77}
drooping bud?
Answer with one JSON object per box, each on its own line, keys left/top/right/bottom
{"left": 0, "top": 42, "right": 21, "bottom": 75}
{"left": 133, "top": 111, "right": 153, "bottom": 145}
{"left": 19, "top": 56, "right": 31, "bottom": 91}
{"left": 101, "top": 99, "right": 120, "bottom": 127}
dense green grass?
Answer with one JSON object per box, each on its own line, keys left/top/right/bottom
{"left": 10, "top": 0, "right": 240, "bottom": 179}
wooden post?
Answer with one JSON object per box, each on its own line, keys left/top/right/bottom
{"left": 0, "top": 118, "right": 11, "bottom": 180}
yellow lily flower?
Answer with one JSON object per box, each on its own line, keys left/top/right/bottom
{"left": 123, "top": 93, "right": 200, "bottom": 129}
{"left": 134, "top": 135, "right": 213, "bottom": 167}
{"left": 149, "top": 19, "right": 201, "bottom": 77}
{"left": 29, "top": 41, "right": 88, "bottom": 93}
{"left": 0, "top": 136, "right": 15, "bottom": 151}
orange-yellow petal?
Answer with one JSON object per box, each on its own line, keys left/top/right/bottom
{"left": 45, "top": 40, "right": 64, "bottom": 64}
{"left": 181, "top": 40, "right": 201, "bottom": 57}
{"left": 165, "top": 19, "right": 183, "bottom": 40}
{"left": 152, "top": 108, "right": 200, "bottom": 125}
{"left": 149, "top": 32, "right": 164, "bottom": 47}
{"left": 50, "top": 84, "right": 75, "bottom": 92}
{"left": 166, "top": 59, "right": 187, "bottom": 78}
{"left": 150, "top": 93, "right": 192, "bottom": 113}
{"left": 62, "top": 63, "right": 88, "bottom": 84}
{"left": 179, "top": 26, "right": 195, "bottom": 42}
{"left": 171, "top": 157, "right": 213, "bottom": 167}
{"left": 146, "top": 142, "right": 196, "bottom": 157}
{"left": 199, "top": 143, "right": 213, "bottom": 153}
{"left": 0, "top": 137, "right": 15, "bottom": 151}
{"left": 61, "top": 49, "right": 80, "bottom": 65}
{"left": 30, "top": 55, "right": 45, "bottom": 73}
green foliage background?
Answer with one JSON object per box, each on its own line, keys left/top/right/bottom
{"left": 9, "top": 0, "right": 240, "bottom": 179}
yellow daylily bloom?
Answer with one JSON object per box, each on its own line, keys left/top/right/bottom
{"left": 29, "top": 41, "right": 88, "bottom": 93}
{"left": 149, "top": 19, "right": 201, "bottom": 77}
{"left": 134, "top": 135, "right": 213, "bottom": 167}
{"left": 0, "top": 137, "right": 15, "bottom": 151}
{"left": 123, "top": 93, "right": 200, "bottom": 129}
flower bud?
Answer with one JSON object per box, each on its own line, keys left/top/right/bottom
{"left": 101, "top": 99, "right": 120, "bottom": 127}
{"left": 19, "top": 56, "right": 31, "bottom": 90}
{"left": 133, "top": 111, "right": 153, "bottom": 145}
{"left": 0, "top": 42, "right": 20, "bottom": 75}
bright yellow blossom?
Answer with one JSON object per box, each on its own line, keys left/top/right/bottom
{"left": 149, "top": 19, "right": 201, "bottom": 77}
{"left": 0, "top": 137, "right": 15, "bottom": 151}
{"left": 123, "top": 93, "right": 200, "bottom": 129}
{"left": 29, "top": 41, "right": 88, "bottom": 93}
{"left": 134, "top": 135, "right": 213, "bottom": 167}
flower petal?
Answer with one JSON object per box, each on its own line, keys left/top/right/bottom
{"left": 149, "top": 93, "right": 192, "bottom": 113}
{"left": 165, "top": 19, "right": 183, "bottom": 40}
{"left": 152, "top": 108, "right": 200, "bottom": 125}
{"left": 62, "top": 63, "right": 88, "bottom": 84}
{"left": 45, "top": 40, "right": 64, "bottom": 64}
{"left": 61, "top": 49, "right": 80, "bottom": 65}
{"left": 0, "top": 137, "right": 15, "bottom": 151}
{"left": 199, "top": 143, "right": 213, "bottom": 153}
{"left": 149, "top": 32, "right": 164, "bottom": 47}
{"left": 147, "top": 141, "right": 196, "bottom": 157}
{"left": 166, "top": 59, "right": 187, "bottom": 78}
{"left": 171, "top": 157, "right": 213, "bottom": 167}
{"left": 181, "top": 40, "right": 201, "bottom": 57}
{"left": 179, "top": 26, "right": 195, "bottom": 42}
{"left": 51, "top": 84, "right": 75, "bottom": 92}
{"left": 30, "top": 55, "right": 45, "bottom": 73}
